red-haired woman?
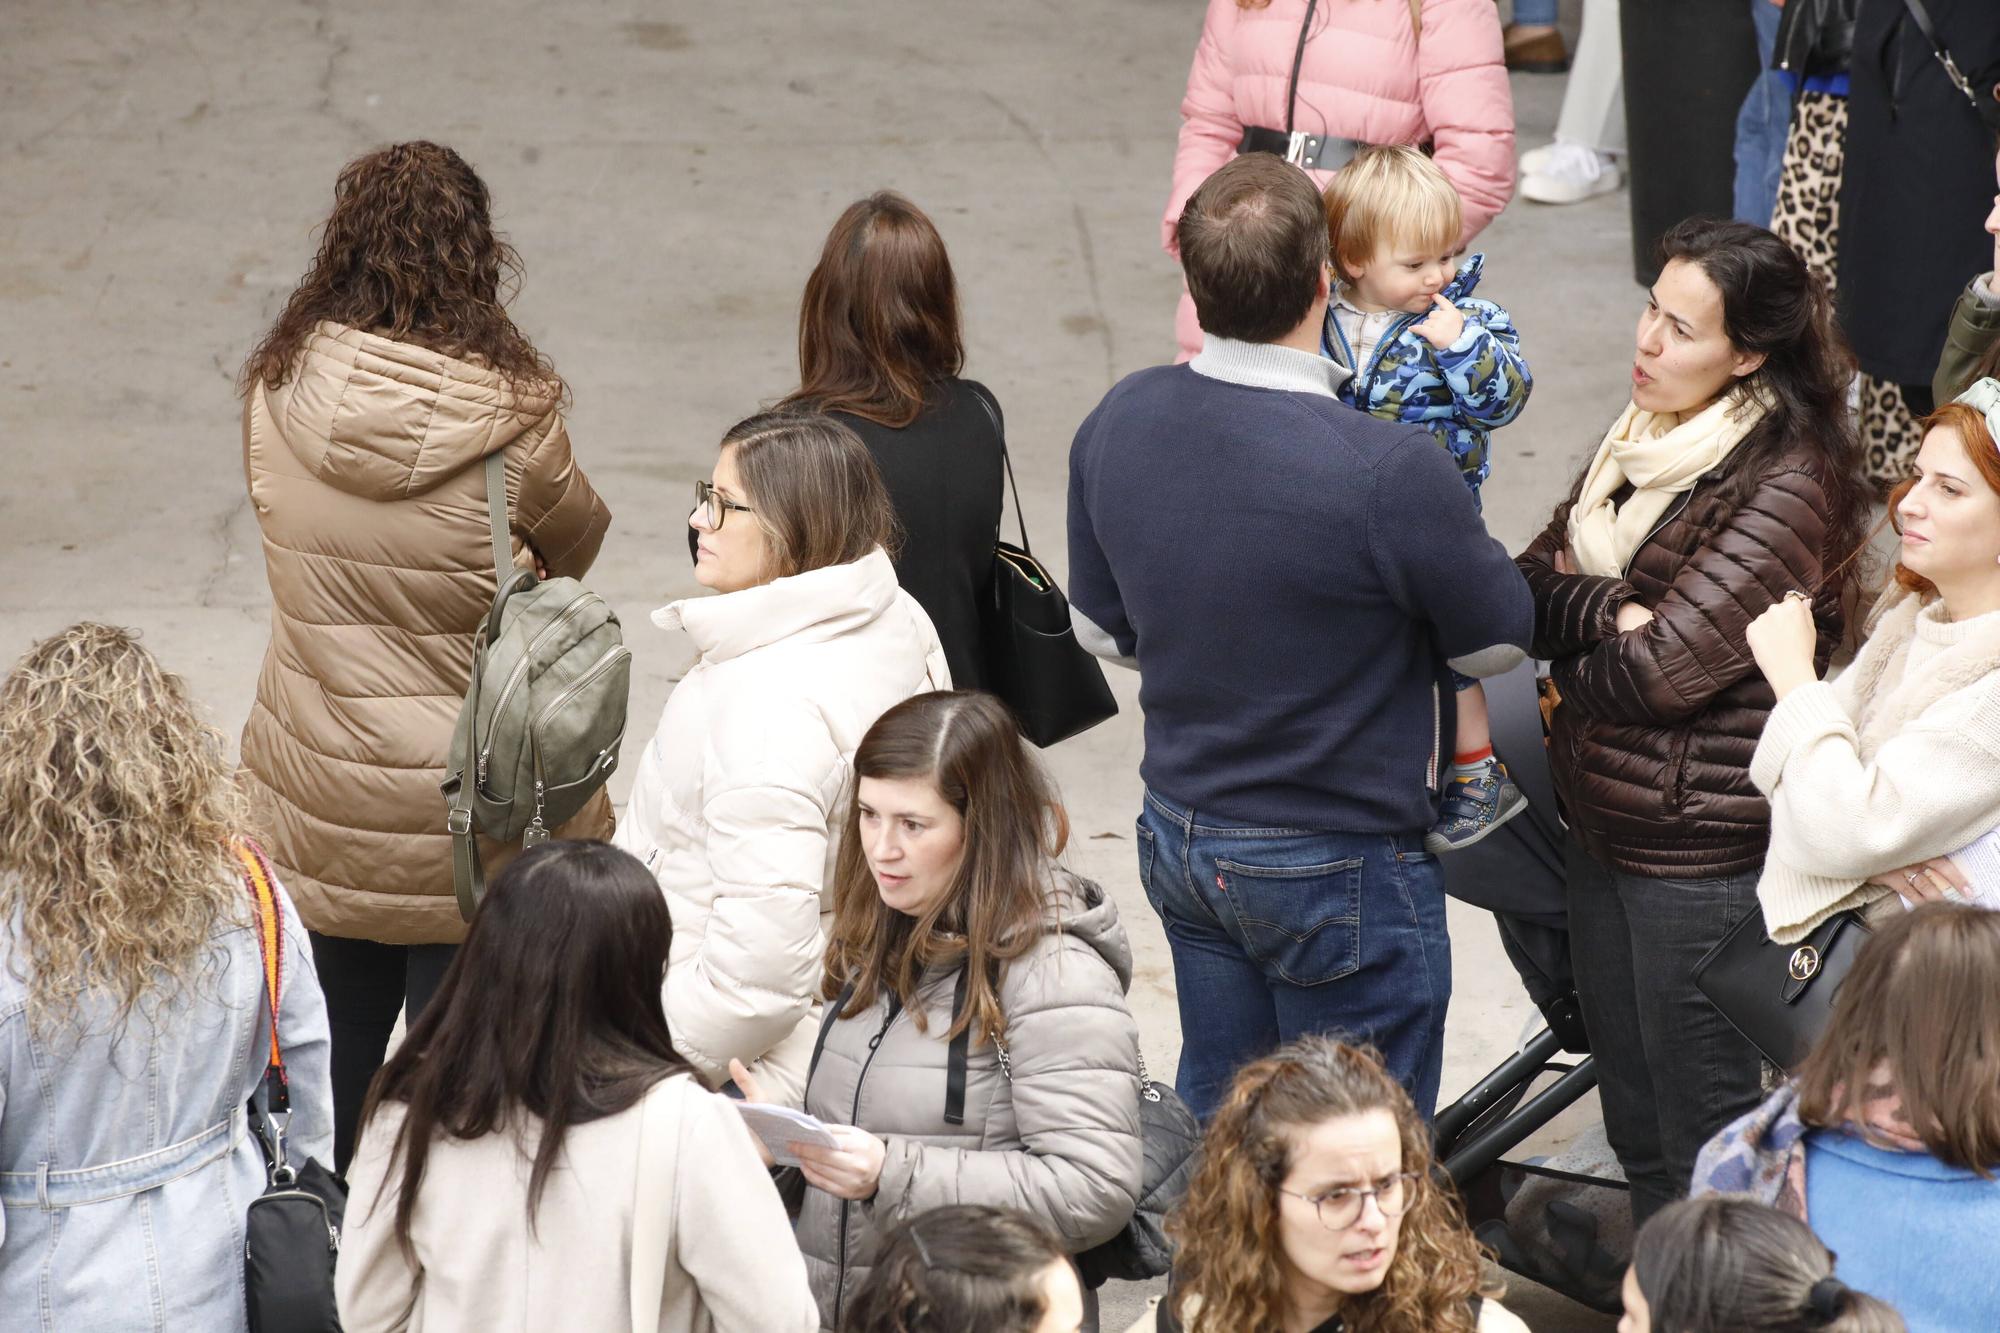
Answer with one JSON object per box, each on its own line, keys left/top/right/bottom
{"left": 1746, "top": 383, "right": 2000, "bottom": 941}
{"left": 729, "top": 691, "right": 1143, "bottom": 1332}
{"left": 1126, "top": 1035, "right": 1526, "bottom": 1332}
{"left": 236, "top": 141, "right": 612, "bottom": 1174}
{"left": 781, "top": 193, "right": 1004, "bottom": 691}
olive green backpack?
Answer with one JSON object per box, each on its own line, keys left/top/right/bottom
{"left": 440, "top": 452, "right": 630, "bottom": 917}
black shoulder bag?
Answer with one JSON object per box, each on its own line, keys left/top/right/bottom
{"left": 1692, "top": 906, "right": 1872, "bottom": 1072}
{"left": 239, "top": 843, "right": 346, "bottom": 1333}
{"left": 968, "top": 389, "right": 1118, "bottom": 748}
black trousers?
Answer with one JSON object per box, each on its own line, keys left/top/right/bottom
{"left": 308, "top": 931, "right": 458, "bottom": 1176}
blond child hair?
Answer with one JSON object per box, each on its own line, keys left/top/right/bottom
{"left": 1321, "top": 145, "right": 1463, "bottom": 284}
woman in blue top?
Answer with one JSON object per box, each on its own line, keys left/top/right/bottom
{"left": 1692, "top": 903, "right": 2000, "bottom": 1333}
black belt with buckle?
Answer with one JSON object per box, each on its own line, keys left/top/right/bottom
{"left": 1238, "top": 125, "right": 1363, "bottom": 172}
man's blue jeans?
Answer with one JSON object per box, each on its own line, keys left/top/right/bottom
{"left": 1136, "top": 789, "right": 1451, "bottom": 1123}
{"left": 1733, "top": 0, "right": 1791, "bottom": 227}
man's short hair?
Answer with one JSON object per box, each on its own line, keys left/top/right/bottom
{"left": 1176, "top": 155, "right": 1329, "bottom": 345}
{"left": 1321, "top": 145, "right": 1463, "bottom": 284}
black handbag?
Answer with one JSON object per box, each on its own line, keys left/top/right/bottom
{"left": 1772, "top": 0, "right": 1857, "bottom": 78}
{"left": 1691, "top": 906, "right": 1872, "bottom": 1072}
{"left": 969, "top": 389, "right": 1118, "bottom": 748}
{"left": 239, "top": 844, "right": 346, "bottom": 1333}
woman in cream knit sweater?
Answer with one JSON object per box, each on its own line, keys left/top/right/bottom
{"left": 1747, "top": 384, "right": 2000, "bottom": 943}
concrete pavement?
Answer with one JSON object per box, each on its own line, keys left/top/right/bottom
{"left": 3, "top": 2, "right": 1626, "bottom": 1326}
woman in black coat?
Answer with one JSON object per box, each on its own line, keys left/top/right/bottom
{"left": 780, "top": 192, "right": 1005, "bottom": 690}
{"left": 1838, "top": 0, "right": 2000, "bottom": 482}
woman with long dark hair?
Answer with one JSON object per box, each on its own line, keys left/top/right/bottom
{"left": 781, "top": 192, "right": 1003, "bottom": 689}
{"left": 1127, "top": 1036, "right": 1526, "bottom": 1332}
{"left": 337, "top": 841, "right": 817, "bottom": 1332}
{"left": 731, "top": 691, "right": 1142, "bottom": 1332}
{"left": 1516, "top": 216, "right": 1873, "bottom": 1224}
{"left": 236, "top": 140, "right": 612, "bottom": 1174}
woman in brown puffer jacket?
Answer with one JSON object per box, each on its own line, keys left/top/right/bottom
{"left": 730, "top": 691, "right": 1143, "bottom": 1333}
{"left": 1516, "top": 219, "right": 1871, "bottom": 1227}
{"left": 236, "top": 142, "right": 611, "bottom": 1173}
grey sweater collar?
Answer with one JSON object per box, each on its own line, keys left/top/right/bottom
{"left": 1189, "top": 334, "right": 1351, "bottom": 398}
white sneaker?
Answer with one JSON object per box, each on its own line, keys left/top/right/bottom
{"left": 1520, "top": 143, "right": 1623, "bottom": 205}
{"left": 1517, "top": 141, "right": 1562, "bottom": 176}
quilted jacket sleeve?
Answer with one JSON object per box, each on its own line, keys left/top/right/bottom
{"left": 1163, "top": 0, "right": 1244, "bottom": 256}
{"left": 665, "top": 725, "right": 837, "bottom": 1085}
{"left": 1434, "top": 298, "right": 1531, "bottom": 428}
{"left": 871, "top": 941, "right": 1144, "bottom": 1251}
{"left": 1416, "top": 0, "right": 1515, "bottom": 242}
{"left": 1550, "top": 466, "right": 1833, "bottom": 727}
{"left": 1517, "top": 508, "right": 1642, "bottom": 660}
{"left": 513, "top": 413, "right": 611, "bottom": 579}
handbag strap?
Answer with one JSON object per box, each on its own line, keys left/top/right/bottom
{"left": 1900, "top": 0, "right": 1984, "bottom": 112}
{"left": 943, "top": 964, "right": 1013, "bottom": 1127}
{"left": 237, "top": 842, "right": 289, "bottom": 1116}
{"left": 1284, "top": 0, "right": 1320, "bottom": 134}
{"left": 969, "top": 385, "right": 1029, "bottom": 554}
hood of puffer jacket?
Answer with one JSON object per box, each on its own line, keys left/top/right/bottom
{"left": 1034, "top": 868, "right": 1134, "bottom": 993}
{"left": 1441, "top": 251, "right": 1485, "bottom": 305}
{"left": 261, "top": 322, "right": 561, "bottom": 501}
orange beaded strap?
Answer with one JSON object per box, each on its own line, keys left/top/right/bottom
{"left": 235, "top": 840, "right": 290, "bottom": 1114}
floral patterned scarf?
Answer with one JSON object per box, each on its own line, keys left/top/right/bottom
{"left": 1690, "top": 1072, "right": 1927, "bottom": 1220}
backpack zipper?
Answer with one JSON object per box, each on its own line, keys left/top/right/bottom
{"left": 522, "top": 645, "right": 630, "bottom": 841}
{"left": 476, "top": 594, "right": 603, "bottom": 791}
{"left": 832, "top": 999, "right": 902, "bottom": 1330}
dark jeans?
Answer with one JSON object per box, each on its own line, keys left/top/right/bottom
{"left": 308, "top": 931, "right": 458, "bottom": 1175}
{"left": 1566, "top": 840, "right": 1765, "bottom": 1225}
{"left": 1136, "top": 789, "right": 1451, "bottom": 1123}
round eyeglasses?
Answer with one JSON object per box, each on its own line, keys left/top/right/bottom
{"left": 694, "top": 479, "right": 755, "bottom": 531}
{"left": 1278, "top": 1171, "right": 1420, "bottom": 1231}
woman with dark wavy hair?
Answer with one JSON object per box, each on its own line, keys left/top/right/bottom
{"left": 1128, "top": 1036, "right": 1524, "bottom": 1332}
{"left": 1516, "top": 216, "right": 1872, "bottom": 1225}
{"left": 780, "top": 192, "right": 1004, "bottom": 689}
{"left": 235, "top": 140, "right": 612, "bottom": 1175}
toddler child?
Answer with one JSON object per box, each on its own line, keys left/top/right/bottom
{"left": 1321, "top": 145, "right": 1534, "bottom": 851}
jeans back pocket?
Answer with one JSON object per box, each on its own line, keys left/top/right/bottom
{"left": 1211, "top": 856, "right": 1364, "bottom": 987}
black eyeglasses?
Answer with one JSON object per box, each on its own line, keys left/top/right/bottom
{"left": 1278, "top": 1171, "right": 1420, "bottom": 1230}
{"left": 694, "top": 479, "right": 755, "bottom": 531}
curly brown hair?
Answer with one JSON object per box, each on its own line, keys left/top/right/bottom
{"left": 1167, "top": 1037, "right": 1492, "bottom": 1333}
{"left": 240, "top": 140, "right": 558, "bottom": 396}
{"left": 0, "top": 624, "right": 248, "bottom": 1036}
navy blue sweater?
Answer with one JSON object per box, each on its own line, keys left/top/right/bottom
{"left": 1066, "top": 363, "right": 1533, "bottom": 834}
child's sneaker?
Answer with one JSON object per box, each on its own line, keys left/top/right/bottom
{"left": 1426, "top": 761, "right": 1528, "bottom": 853}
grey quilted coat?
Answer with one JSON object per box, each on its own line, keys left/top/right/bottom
{"left": 797, "top": 870, "right": 1143, "bottom": 1330}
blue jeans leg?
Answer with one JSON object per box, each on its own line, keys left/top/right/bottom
{"left": 1137, "top": 790, "right": 1452, "bottom": 1122}
{"left": 1733, "top": 0, "right": 1791, "bottom": 227}
{"left": 1512, "top": 0, "right": 1559, "bottom": 24}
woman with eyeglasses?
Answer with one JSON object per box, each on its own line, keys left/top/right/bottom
{"left": 1125, "top": 1035, "right": 1527, "bottom": 1333}
{"left": 615, "top": 411, "right": 948, "bottom": 1103}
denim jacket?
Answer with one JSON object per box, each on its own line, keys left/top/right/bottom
{"left": 0, "top": 875, "right": 332, "bottom": 1332}
{"left": 1321, "top": 253, "right": 1532, "bottom": 493}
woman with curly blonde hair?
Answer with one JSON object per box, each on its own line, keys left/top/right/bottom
{"left": 1126, "top": 1036, "right": 1525, "bottom": 1333}
{"left": 0, "top": 624, "right": 332, "bottom": 1333}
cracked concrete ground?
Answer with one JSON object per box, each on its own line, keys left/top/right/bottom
{"left": 3, "top": 2, "right": 1627, "bottom": 1327}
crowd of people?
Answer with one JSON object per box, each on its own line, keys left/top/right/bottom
{"left": 6, "top": 3, "right": 2000, "bottom": 1332}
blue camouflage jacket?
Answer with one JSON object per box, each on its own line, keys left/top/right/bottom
{"left": 1322, "top": 253, "right": 1531, "bottom": 494}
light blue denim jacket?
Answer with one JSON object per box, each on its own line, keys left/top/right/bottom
{"left": 0, "top": 876, "right": 333, "bottom": 1332}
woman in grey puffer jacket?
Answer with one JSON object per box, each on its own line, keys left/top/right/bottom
{"left": 732, "top": 691, "right": 1143, "bottom": 1332}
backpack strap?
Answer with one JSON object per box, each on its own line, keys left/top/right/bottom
{"left": 944, "top": 967, "right": 973, "bottom": 1126}
{"left": 805, "top": 979, "right": 858, "bottom": 1099}
{"left": 483, "top": 451, "right": 512, "bottom": 585}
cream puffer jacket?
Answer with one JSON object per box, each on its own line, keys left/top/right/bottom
{"left": 614, "top": 549, "right": 949, "bottom": 1101}
{"left": 239, "top": 323, "right": 612, "bottom": 947}
{"left": 798, "top": 872, "right": 1144, "bottom": 1332}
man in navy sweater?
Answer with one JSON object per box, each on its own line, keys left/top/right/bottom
{"left": 1067, "top": 154, "right": 1532, "bottom": 1120}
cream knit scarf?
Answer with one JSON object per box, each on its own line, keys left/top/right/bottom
{"left": 1567, "top": 391, "right": 1770, "bottom": 578}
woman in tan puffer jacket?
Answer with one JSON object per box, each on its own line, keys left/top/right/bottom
{"left": 236, "top": 141, "right": 611, "bottom": 1172}
{"left": 731, "top": 692, "right": 1143, "bottom": 1333}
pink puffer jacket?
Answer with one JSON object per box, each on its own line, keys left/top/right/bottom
{"left": 1164, "top": 0, "right": 1515, "bottom": 356}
